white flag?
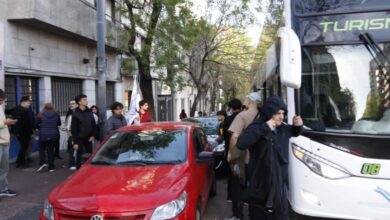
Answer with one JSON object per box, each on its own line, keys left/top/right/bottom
{"left": 126, "top": 74, "right": 143, "bottom": 125}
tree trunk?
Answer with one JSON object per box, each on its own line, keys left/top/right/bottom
{"left": 138, "top": 63, "right": 156, "bottom": 120}
{"left": 210, "top": 81, "right": 218, "bottom": 112}
{"left": 190, "top": 90, "right": 202, "bottom": 117}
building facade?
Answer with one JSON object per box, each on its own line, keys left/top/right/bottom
{"left": 0, "top": 0, "right": 126, "bottom": 158}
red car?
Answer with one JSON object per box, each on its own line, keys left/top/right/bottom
{"left": 40, "top": 122, "right": 216, "bottom": 220}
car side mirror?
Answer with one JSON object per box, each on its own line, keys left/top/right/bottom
{"left": 197, "top": 151, "right": 214, "bottom": 163}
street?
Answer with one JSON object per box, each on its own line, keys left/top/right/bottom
{"left": 0, "top": 152, "right": 329, "bottom": 220}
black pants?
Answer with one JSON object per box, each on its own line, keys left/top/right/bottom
{"left": 67, "top": 136, "right": 76, "bottom": 167}
{"left": 54, "top": 134, "right": 60, "bottom": 157}
{"left": 248, "top": 186, "right": 289, "bottom": 220}
{"left": 39, "top": 139, "right": 56, "bottom": 170}
{"left": 16, "top": 135, "right": 31, "bottom": 167}
{"left": 228, "top": 171, "right": 244, "bottom": 218}
{"left": 75, "top": 139, "right": 92, "bottom": 169}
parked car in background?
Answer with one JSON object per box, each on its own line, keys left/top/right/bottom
{"left": 182, "top": 117, "right": 226, "bottom": 173}
{"left": 40, "top": 122, "right": 216, "bottom": 220}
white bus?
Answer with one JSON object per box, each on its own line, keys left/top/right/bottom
{"left": 253, "top": 0, "right": 390, "bottom": 219}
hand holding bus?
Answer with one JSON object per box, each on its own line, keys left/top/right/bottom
{"left": 293, "top": 115, "right": 303, "bottom": 126}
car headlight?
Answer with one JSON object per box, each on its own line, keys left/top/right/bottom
{"left": 292, "top": 144, "right": 351, "bottom": 179}
{"left": 150, "top": 191, "right": 187, "bottom": 220}
{"left": 43, "top": 199, "right": 54, "bottom": 220}
{"left": 213, "top": 144, "right": 225, "bottom": 152}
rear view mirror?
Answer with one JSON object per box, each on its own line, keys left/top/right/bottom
{"left": 197, "top": 151, "right": 214, "bottom": 163}
{"left": 278, "top": 27, "right": 302, "bottom": 89}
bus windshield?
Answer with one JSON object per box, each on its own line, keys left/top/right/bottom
{"left": 294, "top": 0, "right": 390, "bottom": 15}
{"left": 300, "top": 43, "right": 390, "bottom": 135}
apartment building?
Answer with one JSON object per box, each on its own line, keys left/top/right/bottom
{"left": 0, "top": 0, "right": 125, "bottom": 158}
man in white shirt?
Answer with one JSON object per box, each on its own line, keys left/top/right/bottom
{"left": 0, "top": 89, "right": 17, "bottom": 197}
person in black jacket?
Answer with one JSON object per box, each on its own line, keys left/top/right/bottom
{"left": 36, "top": 103, "right": 61, "bottom": 172}
{"left": 11, "top": 96, "right": 35, "bottom": 168}
{"left": 223, "top": 98, "right": 243, "bottom": 219}
{"left": 71, "top": 94, "right": 97, "bottom": 169}
{"left": 236, "top": 96, "right": 303, "bottom": 220}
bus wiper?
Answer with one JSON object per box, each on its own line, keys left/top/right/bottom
{"left": 359, "top": 32, "right": 390, "bottom": 75}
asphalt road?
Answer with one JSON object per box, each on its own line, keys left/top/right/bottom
{"left": 0, "top": 152, "right": 329, "bottom": 220}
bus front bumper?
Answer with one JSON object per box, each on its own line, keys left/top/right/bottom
{"left": 289, "top": 157, "right": 390, "bottom": 220}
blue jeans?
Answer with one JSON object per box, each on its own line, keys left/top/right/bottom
{"left": 0, "top": 144, "right": 10, "bottom": 192}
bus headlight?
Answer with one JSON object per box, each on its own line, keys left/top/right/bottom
{"left": 151, "top": 191, "right": 187, "bottom": 220}
{"left": 292, "top": 144, "right": 351, "bottom": 179}
{"left": 43, "top": 199, "right": 54, "bottom": 220}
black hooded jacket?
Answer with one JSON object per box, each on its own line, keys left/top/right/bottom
{"left": 236, "top": 96, "right": 302, "bottom": 210}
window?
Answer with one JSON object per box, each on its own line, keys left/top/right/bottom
{"left": 91, "top": 129, "right": 187, "bottom": 165}
{"left": 4, "top": 76, "right": 17, "bottom": 110}
{"left": 193, "top": 128, "right": 207, "bottom": 156}
{"left": 300, "top": 44, "right": 390, "bottom": 134}
{"left": 294, "top": 0, "right": 390, "bottom": 15}
{"left": 105, "top": 0, "right": 115, "bottom": 22}
{"left": 52, "top": 78, "right": 83, "bottom": 115}
{"left": 4, "top": 76, "right": 39, "bottom": 113}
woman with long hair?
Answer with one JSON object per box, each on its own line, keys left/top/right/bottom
{"left": 36, "top": 103, "right": 61, "bottom": 172}
{"left": 65, "top": 100, "right": 77, "bottom": 170}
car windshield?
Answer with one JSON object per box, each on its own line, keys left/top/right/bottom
{"left": 91, "top": 129, "right": 187, "bottom": 166}
{"left": 182, "top": 117, "right": 219, "bottom": 135}
{"left": 300, "top": 44, "right": 390, "bottom": 135}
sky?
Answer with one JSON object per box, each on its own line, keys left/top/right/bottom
{"left": 190, "top": 0, "right": 265, "bottom": 46}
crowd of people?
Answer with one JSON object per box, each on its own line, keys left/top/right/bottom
{"left": 0, "top": 90, "right": 153, "bottom": 197}
{"left": 0, "top": 88, "right": 304, "bottom": 220}
{"left": 213, "top": 92, "right": 303, "bottom": 220}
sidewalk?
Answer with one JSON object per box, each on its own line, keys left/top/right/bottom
{"left": 0, "top": 151, "right": 73, "bottom": 220}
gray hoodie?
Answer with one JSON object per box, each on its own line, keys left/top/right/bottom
{"left": 104, "top": 114, "right": 127, "bottom": 137}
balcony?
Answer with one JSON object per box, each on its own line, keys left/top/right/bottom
{"left": 7, "top": 0, "right": 118, "bottom": 49}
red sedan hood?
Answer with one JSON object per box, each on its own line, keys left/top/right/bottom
{"left": 50, "top": 164, "right": 189, "bottom": 212}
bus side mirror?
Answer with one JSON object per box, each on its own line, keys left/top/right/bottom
{"left": 278, "top": 27, "right": 302, "bottom": 89}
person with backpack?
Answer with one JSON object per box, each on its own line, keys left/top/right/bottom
{"left": 236, "top": 96, "right": 303, "bottom": 220}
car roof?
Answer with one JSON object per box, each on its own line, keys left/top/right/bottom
{"left": 116, "top": 121, "right": 198, "bottom": 132}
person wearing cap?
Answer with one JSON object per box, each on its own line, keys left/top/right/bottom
{"left": 226, "top": 92, "right": 262, "bottom": 220}
{"left": 10, "top": 96, "right": 35, "bottom": 168}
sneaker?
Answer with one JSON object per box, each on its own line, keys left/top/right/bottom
{"left": 36, "top": 164, "right": 47, "bottom": 172}
{"left": 69, "top": 166, "right": 76, "bottom": 171}
{"left": 49, "top": 169, "right": 55, "bottom": 172}
{"left": 0, "top": 189, "right": 17, "bottom": 197}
